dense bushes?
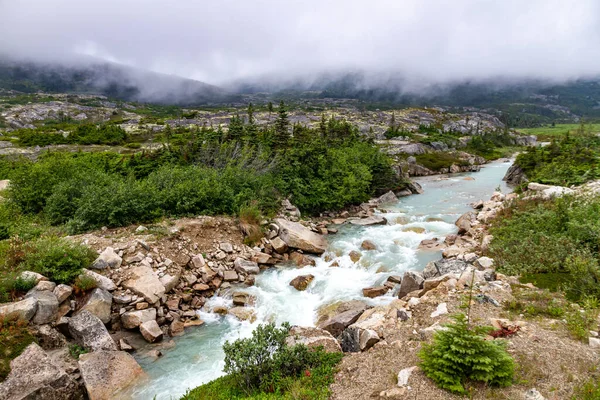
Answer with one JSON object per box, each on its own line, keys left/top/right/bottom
{"left": 415, "top": 152, "right": 468, "bottom": 171}
{"left": 418, "top": 314, "right": 514, "bottom": 394}
{"left": 489, "top": 196, "right": 600, "bottom": 302}
{"left": 181, "top": 323, "right": 343, "bottom": 400}
{"left": 16, "top": 123, "right": 128, "bottom": 146}
{"left": 515, "top": 132, "right": 600, "bottom": 186}
{"left": 1, "top": 114, "right": 401, "bottom": 233}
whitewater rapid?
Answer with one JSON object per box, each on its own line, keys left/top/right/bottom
{"left": 125, "top": 160, "right": 512, "bottom": 400}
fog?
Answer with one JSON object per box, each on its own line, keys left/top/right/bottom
{"left": 1, "top": 0, "right": 599, "bottom": 87}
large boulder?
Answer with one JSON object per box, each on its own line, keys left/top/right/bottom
{"left": 0, "top": 343, "right": 83, "bottom": 400}
{"left": 289, "top": 274, "right": 315, "bottom": 291}
{"left": 503, "top": 163, "right": 527, "bottom": 185}
{"left": 275, "top": 219, "right": 327, "bottom": 254}
{"left": 270, "top": 237, "right": 288, "bottom": 254}
{"left": 123, "top": 265, "right": 165, "bottom": 304}
{"left": 77, "top": 288, "right": 112, "bottom": 324}
{"left": 91, "top": 247, "right": 122, "bottom": 270}
{"left": 68, "top": 310, "right": 118, "bottom": 352}
{"left": 0, "top": 297, "right": 38, "bottom": 322}
{"left": 340, "top": 326, "right": 379, "bottom": 352}
{"left": 318, "top": 308, "right": 366, "bottom": 338}
{"left": 285, "top": 326, "right": 341, "bottom": 353}
{"left": 80, "top": 269, "right": 116, "bottom": 291}
{"left": 397, "top": 271, "right": 424, "bottom": 299}
{"left": 121, "top": 308, "right": 157, "bottom": 329}
{"left": 234, "top": 258, "right": 260, "bottom": 275}
{"left": 26, "top": 290, "right": 58, "bottom": 325}
{"left": 79, "top": 351, "right": 145, "bottom": 400}
{"left": 422, "top": 259, "right": 470, "bottom": 279}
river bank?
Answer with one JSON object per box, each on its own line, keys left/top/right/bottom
{"left": 124, "top": 159, "right": 514, "bottom": 399}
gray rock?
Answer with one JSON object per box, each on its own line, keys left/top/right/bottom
{"left": 455, "top": 211, "right": 476, "bottom": 235}
{"left": 503, "top": 163, "right": 528, "bottom": 185}
{"left": 0, "top": 343, "right": 83, "bottom": 400}
{"left": 79, "top": 351, "right": 145, "bottom": 400}
{"left": 34, "top": 281, "right": 56, "bottom": 291}
{"left": 375, "top": 191, "right": 398, "bottom": 204}
{"left": 121, "top": 308, "right": 157, "bottom": 329}
{"left": 423, "top": 258, "right": 470, "bottom": 279}
{"left": 140, "top": 320, "right": 163, "bottom": 343}
{"left": 68, "top": 310, "right": 118, "bottom": 352}
{"left": 91, "top": 247, "right": 122, "bottom": 270}
{"left": 340, "top": 325, "right": 380, "bottom": 352}
{"left": 26, "top": 290, "right": 59, "bottom": 325}
{"left": 397, "top": 271, "right": 424, "bottom": 299}
{"left": 275, "top": 218, "right": 327, "bottom": 254}
{"left": 222, "top": 270, "right": 239, "bottom": 282}
{"left": 219, "top": 242, "right": 234, "bottom": 253}
{"left": 81, "top": 269, "right": 116, "bottom": 291}
{"left": 407, "top": 181, "right": 424, "bottom": 194}
{"left": 234, "top": 258, "right": 260, "bottom": 275}
{"left": 31, "top": 324, "right": 68, "bottom": 350}
{"left": 0, "top": 297, "right": 38, "bottom": 322}
{"left": 53, "top": 284, "right": 73, "bottom": 303}
{"left": 77, "top": 288, "right": 112, "bottom": 324}
{"left": 18, "top": 270, "right": 46, "bottom": 284}
{"left": 524, "top": 388, "right": 546, "bottom": 400}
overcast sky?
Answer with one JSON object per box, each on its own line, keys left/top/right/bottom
{"left": 1, "top": 0, "right": 599, "bottom": 85}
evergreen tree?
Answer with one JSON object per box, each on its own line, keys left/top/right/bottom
{"left": 319, "top": 114, "right": 327, "bottom": 137}
{"left": 273, "top": 101, "right": 290, "bottom": 149}
{"left": 228, "top": 114, "right": 244, "bottom": 142}
{"left": 245, "top": 103, "right": 258, "bottom": 141}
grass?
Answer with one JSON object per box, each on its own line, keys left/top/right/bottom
{"left": 0, "top": 319, "right": 36, "bottom": 380}
{"left": 518, "top": 123, "right": 600, "bottom": 141}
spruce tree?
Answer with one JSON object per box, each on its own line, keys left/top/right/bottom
{"left": 418, "top": 313, "right": 515, "bottom": 394}
{"left": 245, "top": 103, "right": 258, "bottom": 141}
{"left": 228, "top": 114, "right": 244, "bottom": 142}
{"left": 273, "top": 101, "right": 290, "bottom": 149}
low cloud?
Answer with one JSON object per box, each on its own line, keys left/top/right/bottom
{"left": 1, "top": 0, "right": 599, "bottom": 86}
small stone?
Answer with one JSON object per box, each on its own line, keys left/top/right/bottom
{"left": 362, "top": 286, "right": 389, "bottom": 298}
{"left": 360, "top": 240, "right": 377, "bottom": 250}
{"left": 589, "top": 337, "right": 600, "bottom": 349}
{"left": 525, "top": 388, "right": 546, "bottom": 400}
{"left": 430, "top": 303, "right": 448, "bottom": 318}
{"left": 349, "top": 250, "right": 362, "bottom": 263}
{"left": 223, "top": 270, "right": 239, "bottom": 281}
{"left": 91, "top": 247, "right": 122, "bottom": 270}
{"left": 53, "top": 284, "right": 72, "bottom": 303}
{"left": 397, "top": 366, "right": 417, "bottom": 387}
{"left": 140, "top": 320, "right": 163, "bottom": 343}
{"left": 289, "top": 274, "right": 315, "bottom": 291}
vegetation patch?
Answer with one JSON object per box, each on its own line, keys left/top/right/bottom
{"left": 181, "top": 323, "right": 343, "bottom": 400}
{"left": 489, "top": 195, "right": 600, "bottom": 303}
{"left": 0, "top": 319, "right": 36, "bottom": 381}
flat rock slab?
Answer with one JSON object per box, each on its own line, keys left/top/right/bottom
{"left": 123, "top": 265, "right": 165, "bottom": 304}
{"left": 275, "top": 218, "right": 327, "bottom": 254}
{"left": 349, "top": 216, "right": 387, "bottom": 226}
{"left": 0, "top": 342, "right": 82, "bottom": 400}
{"left": 81, "top": 269, "right": 116, "bottom": 291}
{"left": 79, "top": 351, "right": 145, "bottom": 400}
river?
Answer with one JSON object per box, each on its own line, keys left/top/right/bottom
{"left": 125, "top": 159, "right": 513, "bottom": 400}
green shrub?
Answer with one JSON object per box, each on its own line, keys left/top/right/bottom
{"left": 415, "top": 152, "right": 468, "bottom": 171}
{"left": 181, "top": 322, "right": 343, "bottom": 400}
{"left": 418, "top": 314, "right": 515, "bottom": 394}
{"left": 72, "top": 275, "right": 98, "bottom": 295}
{"left": 68, "top": 344, "right": 88, "bottom": 359}
{"left": 20, "top": 237, "right": 96, "bottom": 284}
